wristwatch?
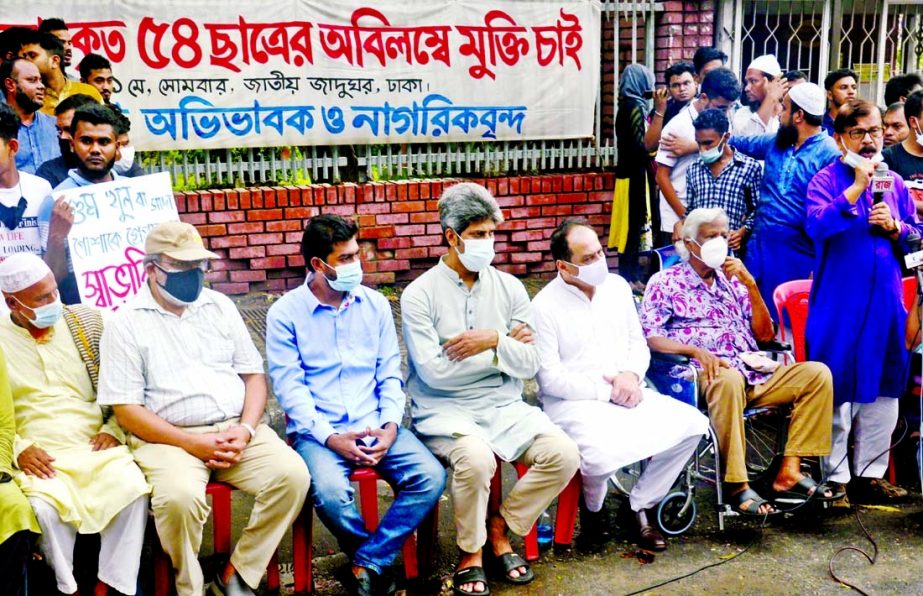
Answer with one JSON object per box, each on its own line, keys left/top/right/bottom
{"left": 239, "top": 422, "right": 257, "bottom": 440}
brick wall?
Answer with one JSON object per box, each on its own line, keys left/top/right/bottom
{"left": 654, "top": 1, "right": 716, "bottom": 77}
{"left": 176, "top": 173, "right": 616, "bottom": 295}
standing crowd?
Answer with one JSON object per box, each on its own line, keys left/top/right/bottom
{"left": 0, "top": 16, "right": 921, "bottom": 596}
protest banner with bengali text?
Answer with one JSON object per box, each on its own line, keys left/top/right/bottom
{"left": 61, "top": 172, "right": 179, "bottom": 311}
{"left": 5, "top": 0, "right": 600, "bottom": 150}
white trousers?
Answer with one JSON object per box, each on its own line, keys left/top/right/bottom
{"left": 826, "top": 397, "right": 900, "bottom": 484}
{"left": 30, "top": 495, "right": 148, "bottom": 595}
{"left": 583, "top": 433, "right": 700, "bottom": 513}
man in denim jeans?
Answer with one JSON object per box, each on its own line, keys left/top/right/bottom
{"left": 267, "top": 215, "right": 446, "bottom": 596}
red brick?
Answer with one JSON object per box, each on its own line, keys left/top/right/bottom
{"left": 340, "top": 184, "right": 357, "bottom": 204}
{"left": 363, "top": 272, "right": 395, "bottom": 285}
{"left": 230, "top": 270, "right": 267, "bottom": 283}
{"left": 249, "top": 232, "right": 284, "bottom": 245}
{"left": 299, "top": 188, "right": 314, "bottom": 206}
{"left": 396, "top": 184, "right": 408, "bottom": 201}
{"left": 557, "top": 193, "right": 589, "bottom": 204}
{"left": 408, "top": 183, "right": 420, "bottom": 200}
{"left": 525, "top": 194, "right": 556, "bottom": 206}
{"left": 180, "top": 213, "right": 206, "bottom": 225}
{"left": 288, "top": 255, "right": 306, "bottom": 268}
{"left": 409, "top": 212, "right": 439, "bottom": 223}
{"left": 391, "top": 201, "right": 425, "bottom": 213}
{"left": 511, "top": 230, "right": 545, "bottom": 242}
{"left": 209, "top": 235, "right": 248, "bottom": 249}
{"left": 357, "top": 202, "right": 391, "bottom": 214}
{"left": 395, "top": 224, "right": 426, "bottom": 236}
{"left": 238, "top": 190, "right": 252, "bottom": 209}
{"left": 228, "top": 222, "right": 265, "bottom": 234}
{"left": 574, "top": 203, "right": 603, "bottom": 215}
{"left": 321, "top": 205, "right": 357, "bottom": 216}
{"left": 266, "top": 220, "right": 304, "bottom": 232}
{"left": 495, "top": 264, "right": 526, "bottom": 275}
{"left": 377, "top": 237, "right": 411, "bottom": 249}
{"left": 267, "top": 244, "right": 301, "bottom": 256}
{"left": 497, "top": 178, "right": 509, "bottom": 196}
{"left": 199, "top": 191, "right": 213, "bottom": 212}
{"left": 428, "top": 246, "right": 448, "bottom": 258}
{"left": 359, "top": 225, "right": 394, "bottom": 239}
{"left": 376, "top": 259, "right": 410, "bottom": 272}
{"left": 313, "top": 187, "right": 326, "bottom": 206}
{"left": 197, "top": 224, "right": 227, "bottom": 237}
{"left": 211, "top": 282, "right": 250, "bottom": 295}
{"left": 542, "top": 205, "right": 573, "bottom": 216}
{"left": 285, "top": 186, "right": 302, "bottom": 207}
{"left": 229, "top": 246, "right": 265, "bottom": 259}
{"left": 358, "top": 185, "right": 375, "bottom": 204}
{"left": 496, "top": 195, "right": 524, "bottom": 208}
{"left": 285, "top": 232, "right": 303, "bottom": 243}
{"left": 209, "top": 210, "right": 245, "bottom": 224}
{"left": 252, "top": 279, "right": 287, "bottom": 292}
{"left": 325, "top": 186, "right": 338, "bottom": 205}
{"left": 510, "top": 207, "right": 541, "bottom": 219}
{"left": 411, "top": 234, "right": 443, "bottom": 247}
{"left": 174, "top": 193, "right": 187, "bottom": 212}
{"left": 186, "top": 193, "right": 201, "bottom": 212}
{"left": 376, "top": 213, "right": 409, "bottom": 225}
{"left": 358, "top": 215, "right": 377, "bottom": 228}
{"left": 385, "top": 185, "right": 398, "bottom": 201}
{"left": 251, "top": 256, "right": 287, "bottom": 269}
{"left": 395, "top": 248, "right": 429, "bottom": 259}
{"left": 205, "top": 270, "right": 228, "bottom": 283}
{"left": 251, "top": 189, "right": 265, "bottom": 209}
{"left": 247, "top": 209, "right": 284, "bottom": 221}
{"left": 209, "top": 259, "right": 247, "bottom": 271}
{"left": 285, "top": 207, "right": 318, "bottom": 219}
{"left": 526, "top": 241, "right": 548, "bottom": 252}
{"left": 526, "top": 217, "right": 558, "bottom": 229}
{"left": 425, "top": 200, "right": 440, "bottom": 211}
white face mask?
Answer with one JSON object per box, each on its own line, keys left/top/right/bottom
{"left": 455, "top": 234, "right": 495, "bottom": 273}
{"left": 115, "top": 145, "right": 135, "bottom": 172}
{"left": 566, "top": 256, "right": 609, "bottom": 287}
{"left": 915, "top": 125, "right": 923, "bottom": 147}
{"left": 842, "top": 149, "right": 883, "bottom": 169}
{"left": 690, "top": 236, "right": 728, "bottom": 269}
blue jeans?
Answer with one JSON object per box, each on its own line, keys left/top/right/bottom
{"left": 293, "top": 428, "right": 446, "bottom": 574}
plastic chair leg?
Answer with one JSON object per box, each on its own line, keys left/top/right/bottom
{"left": 512, "top": 463, "right": 540, "bottom": 562}
{"left": 553, "top": 473, "right": 582, "bottom": 547}
{"left": 357, "top": 475, "right": 380, "bottom": 533}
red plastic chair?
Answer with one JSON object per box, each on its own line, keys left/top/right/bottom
{"left": 902, "top": 276, "right": 917, "bottom": 311}
{"left": 772, "top": 279, "right": 813, "bottom": 342}
{"left": 780, "top": 289, "right": 812, "bottom": 363}
{"left": 153, "top": 481, "right": 280, "bottom": 596}
{"left": 290, "top": 467, "right": 434, "bottom": 595}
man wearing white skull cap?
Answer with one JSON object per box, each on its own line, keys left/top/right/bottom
{"left": 0, "top": 252, "right": 150, "bottom": 595}
{"left": 733, "top": 54, "right": 784, "bottom": 137}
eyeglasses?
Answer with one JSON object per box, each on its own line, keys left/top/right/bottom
{"left": 154, "top": 260, "right": 209, "bottom": 274}
{"left": 845, "top": 127, "right": 884, "bottom": 141}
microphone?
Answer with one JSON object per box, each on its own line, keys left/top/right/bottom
{"left": 872, "top": 162, "right": 894, "bottom": 204}
{"left": 904, "top": 230, "right": 923, "bottom": 269}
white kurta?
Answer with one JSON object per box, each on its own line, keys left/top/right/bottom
{"left": 402, "top": 259, "right": 558, "bottom": 461}
{"left": 532, "top": 274, "right": 708, "bottom": 477}
{"left": 732, "top": 105, "right": 780, "bottom": 137}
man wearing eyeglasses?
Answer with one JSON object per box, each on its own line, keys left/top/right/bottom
{"left": 805, "top": 99, "right": 920, "bottom": 504}
{"left": 97, "top": 221, "right": 310, "bottom": 596}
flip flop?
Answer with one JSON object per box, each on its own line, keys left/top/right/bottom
{"left": 726, "top": 487, "right": 778, "bottom": 516}
{"left": 490, "top": 552, "right": 535, "bottom": 585}
{"left": 452, "top": 566, "right": 490, "bottom": 596}
{"left": 773, "top": 477, "right": 843, "bottom": 505}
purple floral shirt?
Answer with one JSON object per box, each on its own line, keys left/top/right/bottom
{"left": 640, "top": 261, "right": 770, "bottom": 385}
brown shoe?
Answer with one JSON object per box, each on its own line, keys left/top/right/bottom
{"left": 635, "top": 509, "right": 667, "bottom": 551}
{"left": 849, "top": 477, "right": 909, "bottom": 504}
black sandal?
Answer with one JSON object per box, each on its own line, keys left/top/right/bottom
{"left": 452, "top": 566, "right": 490, "bottom": 596}
{"left": 490, "top": 552, "right": 535, "bottom": 585}
{"left": 726, "top": 487, "right": 778, "bottom": 516}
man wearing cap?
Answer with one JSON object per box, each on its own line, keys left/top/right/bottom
{"left": 97, "top": 221, "right": 309, "bottom": 596}
{"left": 730, "top": 82, "right": 841, "bottom": 314}
{"left": 0, "top": 252, "right": 150, "bottom": 596}
{"left": 733, "top": 54, "right": 784, "bottom": 137}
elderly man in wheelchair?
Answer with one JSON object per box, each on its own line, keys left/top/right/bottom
{"left": 639, "top": 207, "right": 840, "bottom": 515}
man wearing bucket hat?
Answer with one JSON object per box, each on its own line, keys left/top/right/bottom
{"left": 97, "top": 221, "right": 310, "bottom": 596}
{"left": 733, "top": 54, "right": 785, "bottom": 137}
{"left": 730, "top": 82, "right": 841, "bottom": 315}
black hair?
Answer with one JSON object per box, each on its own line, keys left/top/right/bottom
{"left": 70, "top": 103, "right": 120, "bottom": 136}
{"left": 789, "top": 99, "right": 824, "bottom": 127}
{"left": 300, "top": 214, "right": 359, "bottom": 271}
{"left": 665, "top": 61, "right": 696, "bottom": 84}
{"left": 884, "top": 73, "right": 923, "bottom": 106}
{"left": 37, "top": 18, "right": 68, "bottom": 33}
{"left": 823, "top": 68, "right": 858, "bottom": 91}
{"left": 833, "top": 99, "right": 879, "bottom": 135}
{"left": 693, "top": 108, "right": 730, "bottom": 135}
{"left": 19, "top": 31, "right": 64, "bottom": 71}
{"left": 0, "top": 27, "right": 33, "bottom": 61}
{"left": 549, "top": 218, "right": 592, "bottom": 263}
{"left": 782, "top": 70, "right": 807, "bottom": 83}
{"left": 0, "top": 103, "right": 21, "bottom": 142}
{"left": 113, "top": 111, "right": 131, "bottom": 136}
{"left": 78, "top": 53, "right": 111, "bottom": 81}
{"left": 700, "top": 67, "right": 741, "bottom": 102}
{"left": 54, "top": 93, "right": 98, "bottom": 116}
{"left": 692, "top": 47, "right": 727, "bottom": 75}
{"left": 904, "top": 89, "right": 923, "bottom": 123}
{"left": 0, "top": 58, "right": 23, "bottom": 88}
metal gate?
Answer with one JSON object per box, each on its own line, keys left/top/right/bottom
{"left": 717, "top": 0, "right": 923, "bottom": 104}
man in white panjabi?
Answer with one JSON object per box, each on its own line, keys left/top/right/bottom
{"left": 402, "top": 183, "right": 580, "bottom": 596}
{"left": 0, "top": 252, "right": 149, "bottom": 595}
{"left": 532, "top": 220, "right": 708, "bottom": 552}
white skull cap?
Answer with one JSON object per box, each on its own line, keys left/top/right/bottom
{"left": 788, "top": 82, "right": 827, "bottom": 117}
{"left": 0, "top": 253, "right": 52, "bottom": 294}
{"left": 747, "top": 54, "right": 783, "bottom": 77}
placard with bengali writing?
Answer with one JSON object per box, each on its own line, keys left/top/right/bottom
{"left": 6, "top": 0, "right": 601, "bottom": 150}
{"left": 61, "top": 172, "right": 178, "bottom": 311}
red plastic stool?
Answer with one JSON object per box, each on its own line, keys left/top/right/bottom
{"left": 488, "top": 459, "right": 540, "bottom": 561}
{"left": 153, "top": 481, "right": 280, "bottom": 596}
{"left": 290, "top": 467, "right": 437, "bottom": 595}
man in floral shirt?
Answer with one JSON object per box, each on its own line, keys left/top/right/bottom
{"left": 639, "top": 207, "right": 837, "bottom": 514}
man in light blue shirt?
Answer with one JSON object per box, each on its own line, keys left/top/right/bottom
{"left": 267, "top": 214, "right": 445, "bottom": 596}
{"left": 1, "top": 58, "right": 60, "bottom": 174}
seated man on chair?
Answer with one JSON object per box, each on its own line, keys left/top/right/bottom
{"left": 267, "top": 214, "right": 446, "bottom": 596}
{"left": 97, "top": 222, "right": 309, "bottom": 596}
{"left": 639, "top": 207, "right": 837, "bottom": 514}
{"left": 0, "top": 253, "right": 149, "bottom": 596}
{"left": 402, "top": 183, "right": 580, "bottom": 596}
{"left": 533, "top": 219, "right": 709, "bottom": 552}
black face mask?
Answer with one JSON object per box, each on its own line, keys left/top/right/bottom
{"left": 155, "top": 266, "right": 204, "bottom": 304}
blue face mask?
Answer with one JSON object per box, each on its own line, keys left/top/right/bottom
{"left": 155, "top": 265, "right": 205, "bottom": 305}
{"left": 323, "top": 259, "right": 363, "bottom": 292}
{"left": 14, "top": 294, "right": 63, "bottom": 329}
{"left": 699, "top": 135, "right": 727, "bottom": 164}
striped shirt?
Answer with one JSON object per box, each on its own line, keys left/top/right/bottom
{"left": 685, "top": 150, "right": 762, "bottom": 231}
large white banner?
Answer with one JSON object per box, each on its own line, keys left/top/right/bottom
{"left": 61, "top": 172, "right": 179, "bottom": 311}
{"left": 7, "top": 1, "right": 601, "bottom": 150}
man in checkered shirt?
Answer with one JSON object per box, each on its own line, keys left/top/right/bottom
{"left": 676, "top": 108, "right": 762, "bottom": 258}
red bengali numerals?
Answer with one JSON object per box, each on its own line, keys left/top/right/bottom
{"left": 138, "top": 17, "right": 204, "bottom": 70}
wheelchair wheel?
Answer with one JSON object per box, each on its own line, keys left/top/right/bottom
{"left": 656, "top": 491, "right": 697, "bottom": 536}
{"left": 744, "top": 408, "right": 787, "bottom": 485}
